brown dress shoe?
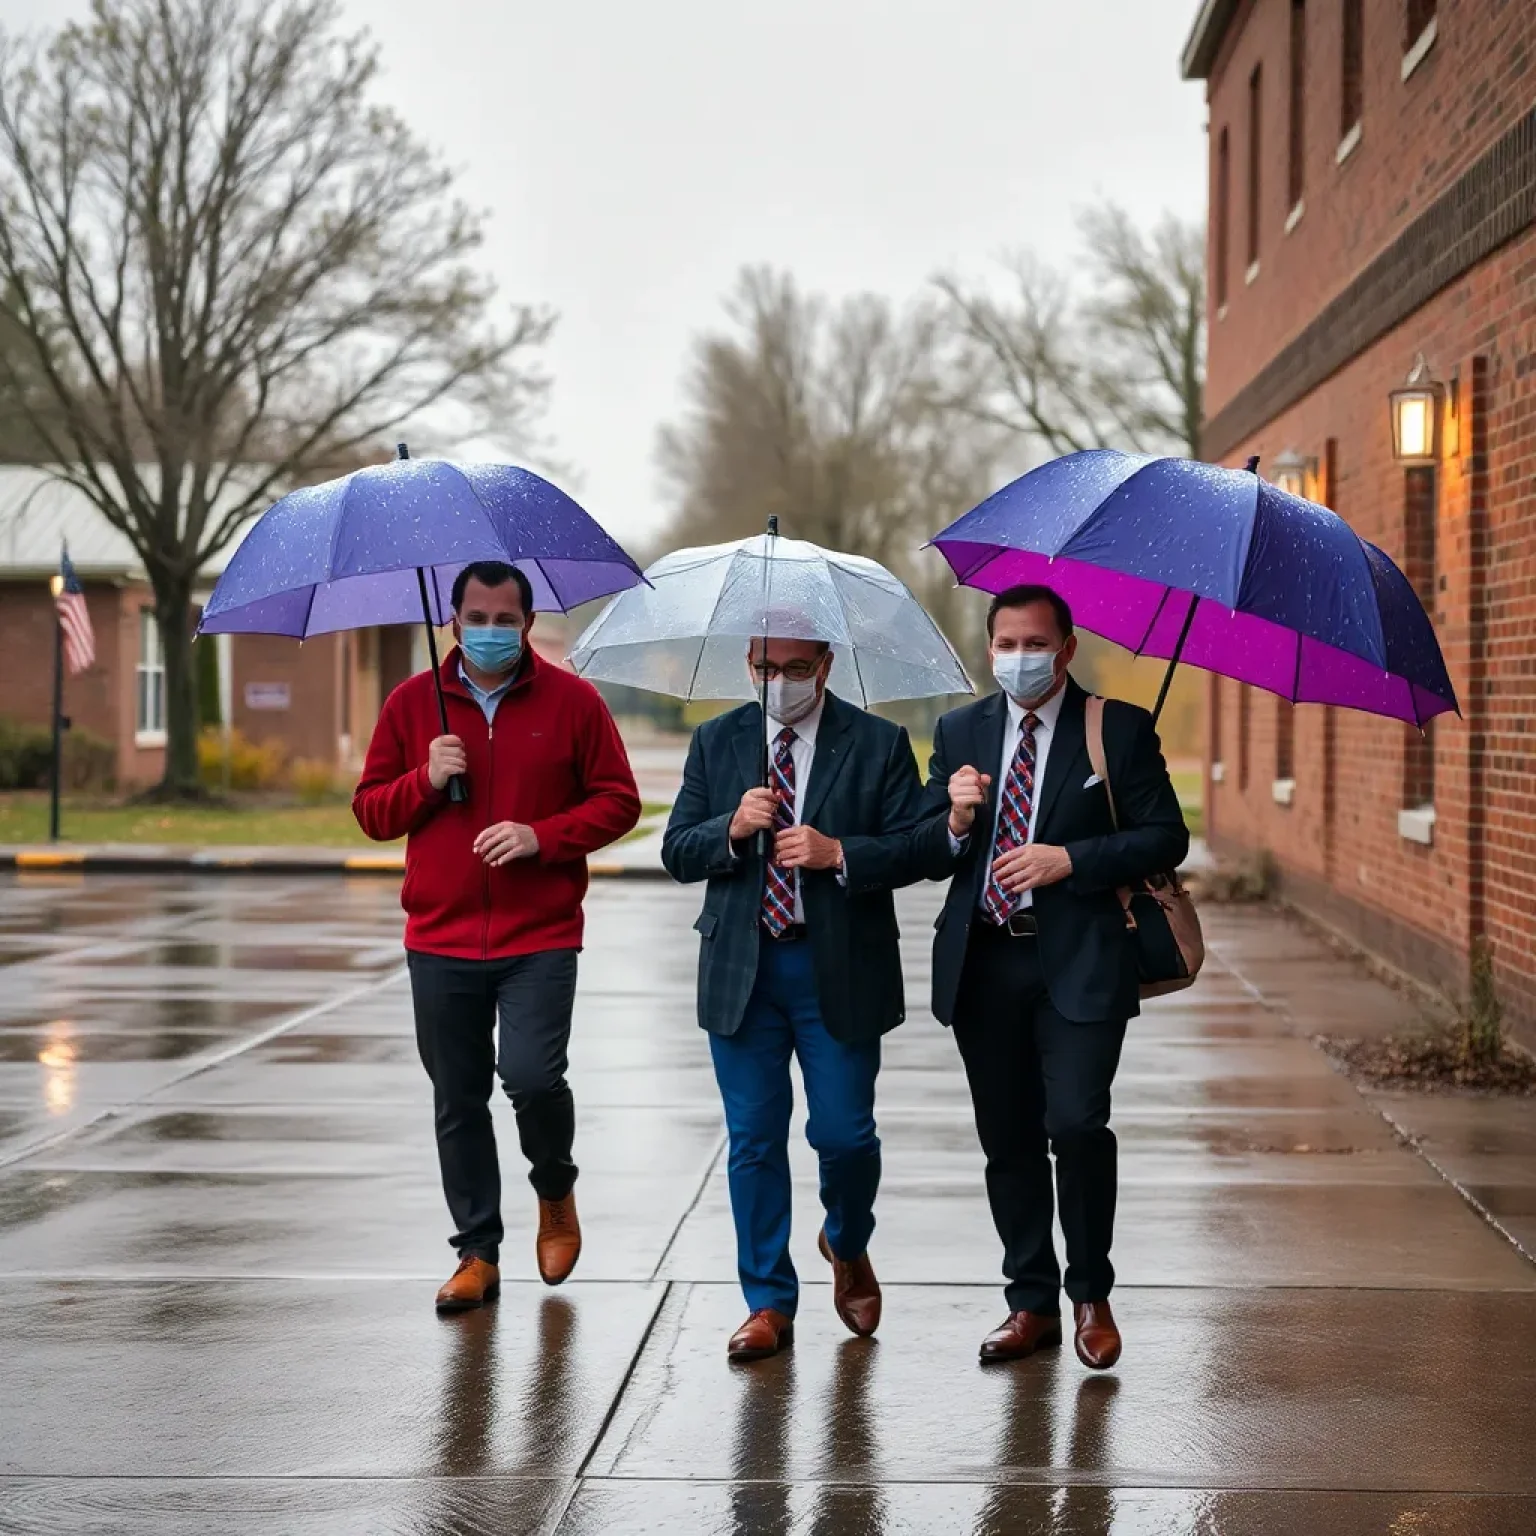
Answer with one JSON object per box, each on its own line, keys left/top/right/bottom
{"left": 727, "top": 1308, "right": 795, "bottom": 1362}
{"left": 536, "top": 1193, "right": 582, "bottom": 1286}
{"left": 435, "top": 1254, "right": 500, "bottom": 1313}
{"left": 978, "top": 1310, "right": 1064, "bottom": 1363}
{"left": 1074, "top": 1301, "right": 1122, "bottom": 1369}
{"left": 817, "top": 1227, "right": 881, "bottom": 1337}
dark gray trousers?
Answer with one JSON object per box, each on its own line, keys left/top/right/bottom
{"left": 407, "top": 948, "right": 579, "bottom": 1265}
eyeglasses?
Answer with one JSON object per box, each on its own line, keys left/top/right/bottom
{"left": 750, "top": 659, "right": 822, "bottom": 682}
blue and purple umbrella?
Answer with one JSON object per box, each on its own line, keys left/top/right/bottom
{"left": 930, "top": 449, "right": 1456, "bottom": 728}
{"left": 199, "top": 445, "right": 645, "bottom": 802}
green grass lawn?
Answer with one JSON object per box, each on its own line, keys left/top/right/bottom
{"left": 0, "top": 794, "right": 673, "bottom": 848}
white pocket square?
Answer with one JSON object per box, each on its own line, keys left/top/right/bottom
{"left": 1083, "top": 773, "right": 1103, "bottom": 788}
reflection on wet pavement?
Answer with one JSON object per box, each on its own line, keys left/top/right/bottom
{"left": 0, "top": 875, "right": 1530, "bottom": 1533}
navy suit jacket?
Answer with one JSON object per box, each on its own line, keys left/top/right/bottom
{"left": 913, "top": 678, "right": 1189, "bottom": 1026}
{"left": 662, "top": 693, "right": 927, "bottom": 1043}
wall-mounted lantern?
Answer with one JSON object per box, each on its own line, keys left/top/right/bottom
{"left": 1271, "top": 448, "right": 1318, "bottom": 500}
{"left": 1389, "top": 354, "right": 1442, "bottom": 465}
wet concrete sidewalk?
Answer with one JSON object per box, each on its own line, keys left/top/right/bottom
{"left": 0, "top": 873, "right": 1532, "bottom": 1534}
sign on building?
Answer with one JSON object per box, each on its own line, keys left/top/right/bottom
{"left": 243, "top": 682, "right": 291, "bottom": 711}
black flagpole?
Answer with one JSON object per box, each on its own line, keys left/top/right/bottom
{"left": 48, "top": 555, "right": 64, "bottom": 843}
{"left": 398, "top": 442, "right": 468, "bottom": 804}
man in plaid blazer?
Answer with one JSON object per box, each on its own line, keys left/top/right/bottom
{"left": 662, "top": 631, "right": 927, "bottom": 1362}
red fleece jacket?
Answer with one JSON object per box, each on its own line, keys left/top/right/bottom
{"left": 353, "top": 647, "right": 641, "bottom": 959}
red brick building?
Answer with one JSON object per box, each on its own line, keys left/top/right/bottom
{"left": 0, "top": 469, "right": 576, "bottom": 788}
{"left": 1183, "top": 1, "right": 1536, "bottom": 1037}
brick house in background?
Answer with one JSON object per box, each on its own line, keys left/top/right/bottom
{"left": 1183, "top": 1, "right": 1536, "bottom": 1038}
{"left": 0, "top": 467, "right": 576, "bottom": 788}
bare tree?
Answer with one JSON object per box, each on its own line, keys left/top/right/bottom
{"left": 0, "top": 0, "right": 553, "bottom": 794}
{"left": 936, "top": 203, "right": 1205, "bottom": 460}
{"left": 656, "top": 266, "right": 1002, "bottom": 693}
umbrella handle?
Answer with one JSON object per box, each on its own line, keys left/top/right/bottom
{"left": 417, "top": 566, "right": 470, "bottom": 805}
{"left": 756, "top": 514, "right": 779, "bottom": 861}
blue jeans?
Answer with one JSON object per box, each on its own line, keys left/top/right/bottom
{"left": 708, "top": 937, "right": 882, "bottom": 1318}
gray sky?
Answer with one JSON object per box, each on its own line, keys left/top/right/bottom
{"left": 1, "top": 0, "right": 1208, "bottom": 547}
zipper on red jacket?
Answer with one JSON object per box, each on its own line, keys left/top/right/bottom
{"left": 481, "top": 718, "right": 493, "bottom": 962}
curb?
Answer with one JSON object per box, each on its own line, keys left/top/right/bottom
{"left": 0, "top": 848, "right": 674, "bottom": 880}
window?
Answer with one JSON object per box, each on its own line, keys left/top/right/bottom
{"left": 135, "top": 609, "right": 166, "bottom": 743}
{"left": 1275, "top": 700, "right": 1296, "bottom": 793}
{"left": 1403, "top": 0, "right": 1437, "bottom": 77}
{"left": 1246, "top": 65, "right": 1263, "bottom": 273}
{"left": 1341, "top": 0, "right": 1364, "bottom": 145}
{"left": 1288, "top": 1, "right": 1307, "bottom": 213}
{"left": 1402, "top": 467, "right": 1436, "bottom": 815}
{"left": 1215, "top": 127, "right": 1231, "bottom": 309}
{"left": 1405, "top": 0, "right": 1436, "bottom": 49}
{"left": 1237, "top": 684, "right": 1251, "bottom": 791}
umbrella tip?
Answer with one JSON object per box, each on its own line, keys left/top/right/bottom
{"left": 396, "top": 442, "right": 410, "bottom": 460}
{"left": 1243, "top": 454, "right": 1261, "bottom": 475}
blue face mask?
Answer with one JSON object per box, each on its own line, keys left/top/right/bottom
{"left": 993, "top": 649, "right": 1058, "bottom": 704}
{"left": 459, "top": 624, "right": 522, "bottom": 675}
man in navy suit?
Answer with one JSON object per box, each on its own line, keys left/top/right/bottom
{"left": 915, "top": 585, "right": 1187, "bottom": 1369}
{"left": 663, "top": 628, "right": 926, "bottom": 1362}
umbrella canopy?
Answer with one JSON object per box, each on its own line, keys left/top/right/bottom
{"left": 569, "top": 530, "right": 971, "bottom": 707}
{"left": 930, "top": 449, "right": 1456, "bottom": 727}
{"left": 199, "top": 456, "right": 643, "bottom": 636}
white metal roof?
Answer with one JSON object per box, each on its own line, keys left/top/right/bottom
{"left": 0, "top": 465, "right": 260, "bottom": 579}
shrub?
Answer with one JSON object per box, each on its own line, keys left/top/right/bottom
{"left": 0, "top": 717, "right": 115, "bottom": 791}
{"left": 290, "top": 757, "right": 336, "bottom": 805}
{"left": 0, "top": 718, "right": 53, "bottom": 790}
{"left": 197, "top": 727, "right": 286, "bottom": 791}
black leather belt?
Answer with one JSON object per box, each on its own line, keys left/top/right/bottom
{"left": 977, "top": 910, "right": 1038, "bottom": 938}
{"left": 763, "top": 923, "right": 809, "bottom": 942}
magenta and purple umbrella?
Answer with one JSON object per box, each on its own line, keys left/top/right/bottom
{"left": 930, "top": 449, "right": 1457, "bottom": 727}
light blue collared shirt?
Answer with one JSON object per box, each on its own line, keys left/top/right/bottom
{"left": 458, "top": 661, "right": 514, "bottom": 725}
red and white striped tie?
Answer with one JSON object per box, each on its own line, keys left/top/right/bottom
{"left": 982, "top": 712, "right": 1038, "bottom": 925}
{"left": 760, "top": 728, "right": 798, "bottom": 935}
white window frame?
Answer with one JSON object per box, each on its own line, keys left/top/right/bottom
{"left": 135, "top": 609, "right": 167, "bottom": 747}
{"left": 1402, "top": 16, "right": 1437, "bottom": 81}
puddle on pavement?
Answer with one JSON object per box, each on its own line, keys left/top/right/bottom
{"left": 117, "top": 1109, "right": 411, "bottom": 1144}
{"left": 128, "top": 940, "right": 400, "bottom": 973}
{"left": 0, "top": 999, "right": 282, "bottom": 1036}
{"left": 251, "top": 1034, "right": 415, "bottom": 1066}
{"left": 0, "top": 1031, "right": 226, "bottom": 1063}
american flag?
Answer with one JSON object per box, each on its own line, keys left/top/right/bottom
{"left": 54, "top": 549, "right": 95, "bottom": 676}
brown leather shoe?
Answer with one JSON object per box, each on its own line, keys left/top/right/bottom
{"left": 536, "top": 1193, "right": 582, "bottom": 1286}
{"left": 727, "top": 1308, "right": 795, "bottom": 1362}
{"left": 435, "top": 1254, "right": 500, "bottom": 1313}
{"left": 817, "top": 1227, "right": 881, "bottom": 1337}
{"left": 1074, "top": 1300, "right": 1122, "bottom": 1369}
{"left": 978, "top": 1310, "right": 1064, "bottom": 1363}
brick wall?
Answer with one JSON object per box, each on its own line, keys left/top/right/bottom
{"left": 1205, "top": 0, "right": 1536, "bottom": 417}
{"left": 1200, "top": 0, "right": 1536, "bottom": 1038}
{"left": 230, "top": 632, "right": 343, "bottom": 766}
{"left": 1205, "top": 226, "right": 1536, "bottom": 1035}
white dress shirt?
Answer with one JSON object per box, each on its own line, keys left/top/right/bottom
{"left": 954, "top": 684, "right": 1066, "bottom": 913}
{"left": 764, "top": 697, "right": 825, "bottom": 923}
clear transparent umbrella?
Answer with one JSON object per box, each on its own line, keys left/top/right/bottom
{"left": 568, "top": 526, "right": 972, "bottom": 706}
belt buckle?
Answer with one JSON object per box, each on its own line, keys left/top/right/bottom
{"left": 1005, "top": 911, "right": 1037, "bottom": 938}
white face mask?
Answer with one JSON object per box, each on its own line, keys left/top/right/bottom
{"left": 765, "top": 675, "right": 820, "bottom": 725}
{"left": 993, "top": 649, "right": 1059, "bottom": 705}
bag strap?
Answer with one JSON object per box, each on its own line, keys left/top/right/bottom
{"left": 1085, "top": 695, "right": 1119, "bottom": 831}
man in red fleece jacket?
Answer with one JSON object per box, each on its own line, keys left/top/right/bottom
{"left": 354, "top": 560, "right": 641, "bottom": 1312}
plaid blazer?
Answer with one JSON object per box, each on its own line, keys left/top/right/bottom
{"left": 661, "top": 692, "right": 927, "bottom": 1043}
